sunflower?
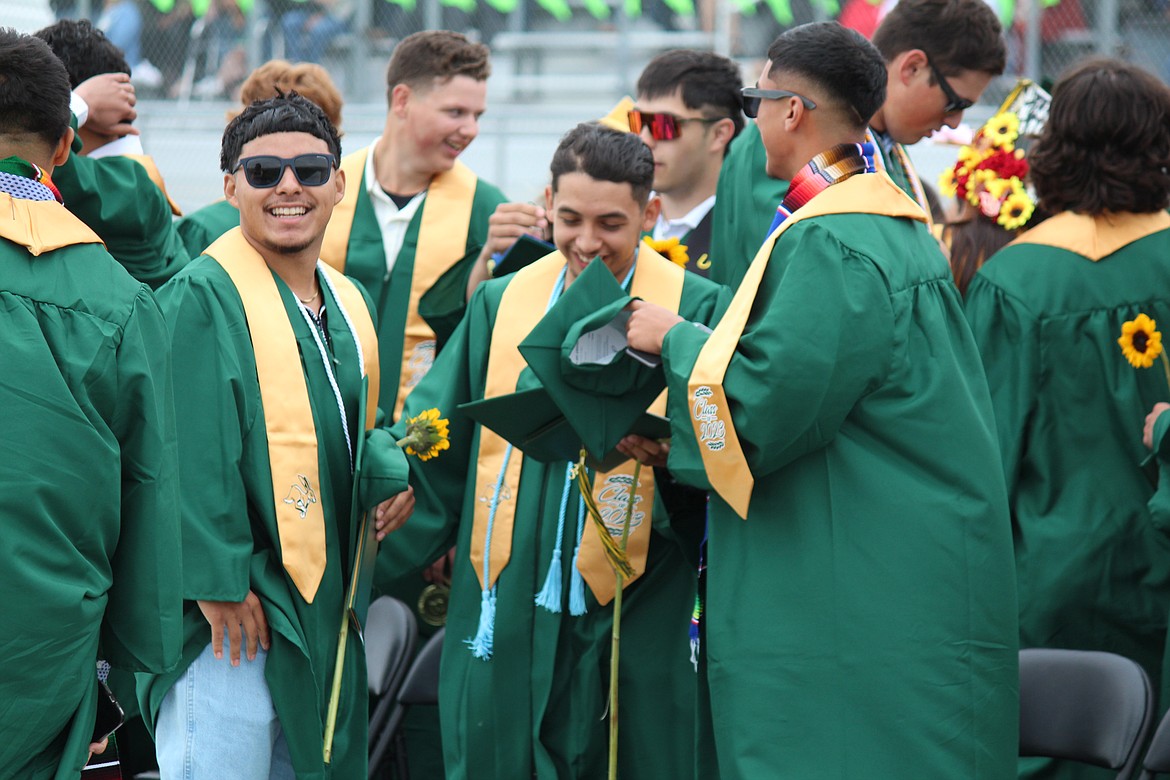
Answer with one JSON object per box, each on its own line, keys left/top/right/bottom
{"left": 939, "top": 167, "right": 958, "bottom": 198}
{"left": 1118, "top": 314, "right": 1164, "bottom": 369}
{"left": 984, "top": 112, "right": 1020, "bottom": 149}
{"left": 997, "top": 190, "right": 1034, "bottom": 231}
{"left": 642, "top": 236, "right": 689, "bottom": 268}
{"left": 397, "top": 408, "right": 451, "bottom": 461}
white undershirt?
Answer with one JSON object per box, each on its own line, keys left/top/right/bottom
{"left": 651, "top": 194, "right": 716, "bottom": 242}
{"left": 364, "top": 136, "right": 427, "bottom": 278}
{"left": 86, "top": 133, "right": 145, "bottom": 159}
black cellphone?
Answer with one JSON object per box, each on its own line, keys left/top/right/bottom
{"left": 92, "top": 679, "right": 125, "bottom": 743}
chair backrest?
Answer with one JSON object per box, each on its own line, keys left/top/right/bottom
{"left": 368, "top": 627, "right": 446, "bottom": 779}
{"left": 1139, "top": 708, "right": 1170, "bottom": 779}
{"left": 1019, "top": 648, "right": 1153, "bottom": 780}
{"left": 365, "top": 594, "right": 418, "bottom": 764}
{"left": 366, "top": 596, "right": 418, "bottom": 699}
{"left": 397, "top": 627, "right": 444, "bottom": 708}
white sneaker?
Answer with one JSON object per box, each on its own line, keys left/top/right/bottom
{"left": 134, "top": 59, "right": 164, "bottom": 90}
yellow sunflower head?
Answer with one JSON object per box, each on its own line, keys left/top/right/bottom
{"left": 939, "top": 167, "right": 958, "bottom": 198}
{"left": 642, "top": 236, "right": 690, "bottom": 268}
{"left": 983, "top": 112, "right": 1020, "bottom": 149}
{"left": 1118, "top": 314, "right": 1164, "bottom": 369}
{"left": 997, "top": 188, "right": 1035, "bottom": 231}
{"left": 398, "top": 407, "right": 451, "bottom": 461}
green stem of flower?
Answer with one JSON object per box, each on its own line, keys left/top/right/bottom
{"left": 1161, "top": 352, "right": 1170, "bottom": 393}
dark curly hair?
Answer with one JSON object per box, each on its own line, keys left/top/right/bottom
{"left": 220, "top": 91, "right": 341, "bottom": 173}
{"left": 550, "top": 122, "right": 655, "bottom": 205}
{"left": 34, "top": 19, "right": 130, "bottom": 88}
{"left": 1030, "top": 58, "right": 1170, "bottom": 215}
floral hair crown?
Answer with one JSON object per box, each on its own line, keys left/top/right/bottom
{"left": 939, "top": 111, "right": 1036, "bottom": 231}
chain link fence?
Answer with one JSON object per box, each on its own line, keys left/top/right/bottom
{"left": 7, "top": 0, "right": 1169, "bottom": 103}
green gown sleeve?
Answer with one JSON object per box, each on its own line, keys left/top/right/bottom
{"left": 964, "top": 273, "right": 1041, "bottom": 493}
{"left": 374, "top": 285, "right": 490, "bottom": 590}
{"left": 1150, "top": 410, "right": 1170, "bottom": 533}
{"left": 662, "top": 221, "right": 894, "bottom": 486}
{"left": 156, "top": 266, "right": 256, "bottom": 602}
{"left": 101, "top": 286, "right": 185, "bottom": 672}
{"left": 54, "top": 151, "right": 190, "bottom": 289}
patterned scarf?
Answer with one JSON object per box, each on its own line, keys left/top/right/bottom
{"left": 767, "top": 142, "right": 876, "bottom": 235}
{"left": 0, "top": 156, "right": 64, "bottom": 203}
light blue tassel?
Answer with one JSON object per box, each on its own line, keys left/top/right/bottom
{"left": 466, "top": 444, "right": 512, "bottom": 660}
{"left": 535, "top": 463, "right": 576, "bottom": 613}
{"left": 569, "top": 496, "right": 588, "bottom": 616}
{"left": 534, "top": 547, "right": 564, "bottom": 613}
{"left": 467, "top": 586, "right": 497, "bottom": 659}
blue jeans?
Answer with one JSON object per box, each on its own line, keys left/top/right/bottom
{"left": 281, "top": 9, "right": 348, "bottom": 64}
{"left": 100, "top": 0, "right": 142, "bottom": 66}
{"left": 156, "top": 639, "right": 295, "bottom": 780}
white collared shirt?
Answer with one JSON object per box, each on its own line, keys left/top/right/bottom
{"left": 651, "top": 194, "right": 716, "bottom": 242}
{"left": 86, "top": 133, "right": 145, "bottom": 159}
{"left": 364, "top": 136, "right": 427, "bottom": 278}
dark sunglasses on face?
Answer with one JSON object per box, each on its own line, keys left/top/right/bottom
{"left": 232, "top": 153, "right": 338, "bottom": 189}
{"left": 740, "top": 86, "right": 817, "bottom": 119}
{"left": 927, "top": 61, "right": 975, "bottom": 115}
{"left": 627, "top": 109, "right": 721, "bottom": 141}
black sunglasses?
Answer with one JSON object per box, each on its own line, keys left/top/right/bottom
{"left": 740, "top": 86, "right": 817, "bottom": 119}
{"left": 627, "top": 109, "right": 722, "bottom": 140}
{"left": 927, "top": 61, "right": 975, "bottom": 115}
{"left": 232, "top": 153, "right": 338, "bottom": 189}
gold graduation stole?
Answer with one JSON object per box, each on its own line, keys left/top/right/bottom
{"left": 204, "top": 228, "right": 379, "bottom": 603}
{"left": 688, "top": 172, "right": 926, "bottom": 519}
{"left": 0, "top": 192, "right": 102, "bottom": 254}
{"left": 1009, "top": 210, "right": 1170, "bottom": 261}
{"left": 472, "top": 248, "right": 685, "bottom": 605}
{"left": 320, "top": 146, "right": 478, "bottom": 419}
{"left": 123, "top": 154, "right": 183, "bottom": 217}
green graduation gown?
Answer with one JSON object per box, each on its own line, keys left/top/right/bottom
{"left": 965, "top": 212, "right": 1170, "bottom": 779}
{"left": 326, "top": 148, "right": 508, "bottom": 418}
{"left": 176, "top": 199, "right": 240, "bottom": 259}
{"left": 709, "top": 123, "right": 923, "bottom": 291}
{"left": 376, "top": 254, "right": 727, "bottom": 780}
{"left": 0, "top": 198, "right": 183, "bottom": 779}
{"left": 53, "top": 150, "right": 190, "bottom": 289}
{"left": 661, "top": 187, "right": 1019, "bottom": 778}
{"left": 138, "top": 255, "right": 375, "bottom": 779}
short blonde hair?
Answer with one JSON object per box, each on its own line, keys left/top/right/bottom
{"left": 228, "top": 59, "right": 344, "bottom": 132}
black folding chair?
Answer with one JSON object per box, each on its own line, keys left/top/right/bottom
{"left": 1138, "top": 706, "right": 1170, "bottom": 779}
{"left": 365, "top": 596, "right": 418, "bottom": 780}
{"left": 1020, "top": 648, "right": 1154, "bottom": 780}
{"left": 369, "top": 627, "right": 445, "bottom": 780}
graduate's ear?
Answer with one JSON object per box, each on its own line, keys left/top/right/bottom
{"left": 707, "top": 117, "right": 736, "bottom": 156}
{"left": 333, "top": 166, "right": 345, "bottom": 206}
{"left": 49, "top": 128, "right": 74, "bottom": 169}
{"left": 895, "top": 49, "right": 929, "bottom": 87}
{"left": 544, "top": 184, "right": 554, "bottom": 214}
{"left": 390, "top": 83, "right": 412, "bottom": 119}
{"left": 224, "top": 171, "right": 238, "bottom": 208}
{"left": 641, "top": 193, "right": 662, "bottom": 232}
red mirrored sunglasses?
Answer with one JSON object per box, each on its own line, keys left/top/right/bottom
{"left": 627, "top": 109, "right": 721, "bottom": 141}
